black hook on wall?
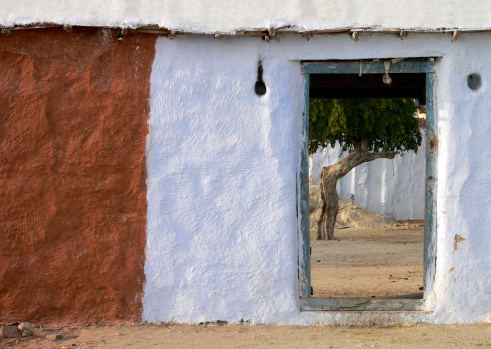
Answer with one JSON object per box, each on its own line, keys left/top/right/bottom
{"left": 255, "top": 60, "right": 267, "bottom": 96}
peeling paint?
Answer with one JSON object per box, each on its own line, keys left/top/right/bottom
{"left": 454, "top": 234, "right": 467, "bottom": 250}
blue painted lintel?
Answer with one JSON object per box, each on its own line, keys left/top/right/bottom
{"left": 303, "top": 60, "right": 434, "bottom": 75}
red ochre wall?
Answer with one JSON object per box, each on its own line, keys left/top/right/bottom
{"left": 0, "top": 28, "right": 156, "bottom": 324}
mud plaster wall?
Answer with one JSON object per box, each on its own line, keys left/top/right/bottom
{"left": 144, "top": 34, "right": 490, "bottom": 325}
{"left": 0, "top": 28, "right": 156, "bottom": 323}
{"left": 309, "top": 139, "right": 426, "bottom": 221}
{"left": 1, "top": 0, "right": 491, "bottom": 33}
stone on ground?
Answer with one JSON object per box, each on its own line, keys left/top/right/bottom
{"left": 18, "top": 322, "right": 35, "bottom": 337}
{"left": 1, "top": 325, "right": 21, "bottom": 338}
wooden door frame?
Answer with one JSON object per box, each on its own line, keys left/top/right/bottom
{"left": 298, "top": 60, "right": 437, "bottom": 311}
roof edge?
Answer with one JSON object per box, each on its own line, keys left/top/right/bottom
{"left": 2, "top": 23, "right": 491, "bottom": 39}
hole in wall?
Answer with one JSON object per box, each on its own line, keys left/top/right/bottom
{"left": 467, "top": 73, "right": 481, "bottom": 91}
{"left": 255, "top": 61, "right": 267, "bottom": 96}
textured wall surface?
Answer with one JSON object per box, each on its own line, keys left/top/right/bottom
{"left": 310, "top": 139, "right": 426, "bottom": 221}
{"left": 431, "top": 35, "right": 491, "bottom": 324}
{"left": 143, "top": 37, "right": 303, "bottom": 324}
{"left": 0, "top": 28, "right": 488, "bottom": 326}
{"left": 143, "top": 34, "right": 490, "bottom": 325}
{"left": 1, "top": 0, "right": 491, "bottom": 33}
{"left": 0, "top": 28, "right": 156, "bottom": 323}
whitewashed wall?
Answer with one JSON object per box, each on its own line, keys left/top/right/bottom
{"left": 1, "top": 0, "right": 491, "bottom": 32}
{"left": 143, "top": 33, "right": 491, "bottom": 325}
{"left": 309, "top": 138, "right": 426, "bottom": 221}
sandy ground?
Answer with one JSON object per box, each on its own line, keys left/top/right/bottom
{"left": 1, "top": 322, "right": 490, "bottom": 348}
{"left": 308, "top": 182, "right": 424, "bottom": 298}
{"left": 311, "top": 226, "right": 424, "bottom": 298}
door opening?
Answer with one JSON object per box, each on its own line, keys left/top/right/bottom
{"left": 298, "top": 60, "right": 437, "bottom": 311}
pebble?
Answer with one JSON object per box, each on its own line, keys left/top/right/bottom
{"left": 18, "top": 322, "right": 35, "bottom": 337}
{"left": 1, "top": 325, "right": 21, "bottom": 338}
{"left": 46, "top": 333, "right": 63, "bottom": 340}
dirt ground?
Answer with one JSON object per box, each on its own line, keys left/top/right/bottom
{"left": 1, "top": 322, "right": 490, "bottom": 348}
{"left": 308, "top": 182, "right": 425, "bottom": 298}
{"left": 311, "top": 226, "right": 424, "bottom": 298}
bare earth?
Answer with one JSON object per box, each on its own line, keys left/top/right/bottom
{"left": 311, "top": 226, "right": 424, "bottom": 298}
{"left": 308, "top": 182, "right": 424, "bottom": 298}
{"left": 2, "top": 322, "right": 490, "bottom": 348}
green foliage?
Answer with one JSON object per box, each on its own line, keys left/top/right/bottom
{"left": 309, "top": 99, "right": 422, "bottom": 154}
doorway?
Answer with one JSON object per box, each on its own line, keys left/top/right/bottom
{"left": 298, "top": 60, "right": 437, "bottom": 311}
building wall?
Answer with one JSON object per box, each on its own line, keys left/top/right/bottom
{"left": 0, "top": 29, "right": 489, "bottom": 325}
{"left": 143, "top": 33, "right": 490, "bottom": 324}
{"left": 0, "top": 28, "right": 156, "bottom": 323}
{"left": 309, "top": 138, "right": 426, "bottom": 221}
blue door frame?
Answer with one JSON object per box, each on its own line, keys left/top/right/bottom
{"left": 298, "top": 60, "right": 437, "bottom": 311}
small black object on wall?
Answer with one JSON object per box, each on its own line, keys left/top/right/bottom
{"left": 255, "top": 60, "right": 267, "bottom": 96}
{"left": 467, "top": 73, "right": 481, "bottom": 91}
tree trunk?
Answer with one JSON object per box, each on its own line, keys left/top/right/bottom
{"left": 317, "top": 174, "right": 338, "bottom": 240}
{"left": 316, "top": 145, "right": 399, "bottom": 240}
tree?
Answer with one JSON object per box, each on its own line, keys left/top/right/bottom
{"left": 309, "top": 99, "right": 422, "bottom": 240}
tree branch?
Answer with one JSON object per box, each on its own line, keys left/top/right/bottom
{"left": 323, "top": 150, "right": 399, "bottom": 179}
{"left": 365, "top": 151, "right": 399, "bottom": 161}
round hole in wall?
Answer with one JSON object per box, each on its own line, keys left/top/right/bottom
{"left": 255, "top": 80, "right": 267, "bottom": 96}
{"left": 467, "top": 73, "right": 482, "bottom": 91}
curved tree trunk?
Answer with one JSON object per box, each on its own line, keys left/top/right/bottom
{"left": 317, "top": 174, "right": 338, "bottom": 240}
{"left": 316, "top": 143, "right": 399, "bottom": 240}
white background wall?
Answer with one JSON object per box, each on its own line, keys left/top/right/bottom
{"left": 1, "top": 0, "right": 491, "bottom": 33}
{"left": 143, "top": 33, "right": 490, "bottom": 324}
{"left": 310, "top": 138, "right": 426, "bottom": 221}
